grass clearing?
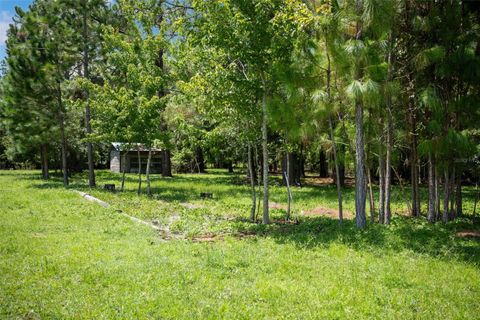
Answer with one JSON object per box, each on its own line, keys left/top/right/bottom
{"left": 1, "top": 170, "right": 480, "bottom": 319}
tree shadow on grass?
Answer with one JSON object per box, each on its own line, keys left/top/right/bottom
{"left": 233, "top": 215, "right": 480, "bottom": 266}
{"left": 18, "top": 170, "right": 480, "bottom": 266}
{"left": 24, "top": 171, "right": 252, "bottom": 204}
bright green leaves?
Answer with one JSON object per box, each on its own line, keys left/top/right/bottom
{"left": 89, "top": 0, "right": 167, "bottom": 148}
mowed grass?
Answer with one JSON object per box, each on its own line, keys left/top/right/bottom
{"left": 1, "top": 170, "right": 480, "bottom": 319}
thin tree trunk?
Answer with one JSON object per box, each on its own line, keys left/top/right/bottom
{"left": 284, "top": 171, "right": 293, "bottom": 221}
{"left": 40, "top": 146, "right": 46, "bottom": 179}
{"left": 137, "top": 148, "right": 142, "bottom": 195}
{"left": 366, "top": 166, "right": 375, "bottom": 223}
{"left": 384, "top": 114, "right": 393, "bottom": 225}
{"left": 40, "top": 144, "right": 49, "bottom": 179}
{"left": 58, "top": 85, "right": 68, "bottom": 187}
{"left": 427, "top": 153, "right": 436, "bottom": 223}
{"left": 450, "top": 167, "right": 456, "bottom": 218}
{"left": 455, "top": 173, "right": 462, "bottom": 218}
{"left": 392, "top": 166, "right": 412, "bottom": 215}
{"left": 195, "top": 147, "right": 205, "bottom": 173}
{"left": 255, "top": 144, "right": 262, "bottom": 222}
{"left": 383, "top": 38, "right": 395, "bottom": 225}
{"left": 156, "top": 13, "right": 173, "bottom": 179}
{"left": 410, "top": 137, "right": 420, "bottom": 216}
{"left": 60, "top": 114, "right": 68, "bottom": 187}
{"left": 354, "top": 3, "right": 366, "bottom": 228}
{"left": 379, "top": 136, "right": 386, "bottom": 224}
{"left": 248, "top": 144, "right": 256, "bottom": 221}
{"left": 473, "top": 183, "right": 479, "bottom": 217}
{"left": 326, "top": 52, "right": 343, "bottom": 225}
{"left": 319, "top": 148, "right": 328, "bottom": 178}
{"left": 443, "top": 168, "right": 450, "bottom": 223}
{"left": 355, "top": 98, "right": 367, "bottom": 228}
{"left": 261, "top": 73, "right": 269, "bottom": 224}
{"left": 285, "top": 150, "right": 291, "bottom": 220}
{"left": 43, "top": 145, "right": 49, "bottom": 179}
{"left": 329, "top": 117, "right": 343, "bottom": 225}
{"left": 162, "top": 150, "right": 172, "bottom": 177}
{"left": 121, "top": 151, "right": 126, "bottom": 192}
{"left": 146, "top": 148, "right": 152, "bottom": 196}
{"left": 82, "top": 0, "right": 95, "bottom": 188}
{"left": 409, "top": 102, "right": 420, "bottom": 217}
{"left": 299, "top": 145, "right": 306, "bottom": 178}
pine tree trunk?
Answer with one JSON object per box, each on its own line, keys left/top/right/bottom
{"left": 379, "top": 139, "right": 386, "bottom": 224}
{"left": 120, "top": 151, "right": 126, "bottom": 191}
{"left": 261, "top": 74, "right": 269, "bottom": 224}
{"left": 284, "top": 153, "right": 292, "bottom": 221}
{"left": 146, "top": 148, "right": 152, "bottom": 196}
{"left": 137, "top": 148, "right": 142, "bottom": 195}
{"left": 283, "top": 152, "right": 301, "bottom": 187}
{"left": 44, "top": 145, "right": 49, "bottom": 179}
{"left": 384, "top": 115, "right": 393, "bottom": 225}
{"left": 450, "top": 167, "right": 456, "bottom": 218}
{"left": 40, "top": 144, "right": 49, "bottom": 179}
{"left": 339, "top": 159, "right": 346, "bottom": 187}
{"left": 40, "top": 146, "right": 46, "bottom": 179}
{"left": 59, "top": 114, "right": 68, "bottom": 187}
{"left": 82, "top": 0, "right": 95, "bottom": 188}
{"left": 329, "top": 117, "right": 343, "bottom": 225}
{"left": 410, "top": 139, "right": 420, "bottom": 217}
{"left": 427, "top": 153, "right": 436, "bottom": 223}
{"left": 121, "top": 156, "right": 126, "bottom": 192}
{"left": 409, "top": 101, "right": 420, "bottom": 217}
{"left": 455, "top": 174, "right": 462, "bottom": 218}
{"left": 255, "top": 145, "right": 262, "bottom": 221}
{"left": 355, "top": 98, "right": 367, "bottom": 228}
{"left": 195, "top": 147, "right": 205, "bottom": 173}
{"left": 383, "top": 37, "right": 394, "bottom": 225}
{"left": 41, "top": 147, "right": 45, "bottom": 178}
{"left": 248, "top": 145, "right": 256, "bottom": 221}
{"left": 353, "top": 4, "right": 366, "bottom": 228}
{"left": 325, "top": 54, "right": 343, "bottom": 225}
{"left": 284, "top": 152, "right": 292, "bottom": 220}
{"left": 319, "top": 148, "right": 328, "bottom": 178}
{"left": 442, "top": 169, "right": 450, "bottom": 223}
{"left": 366, "top": 166, "right": 375, "bottom": 223}
{"left": 57, "top": 85, "right": 69, "bottom": 187}
{"left": 299, "top": 145, "right": 306, "bottom": 178}
{"left": 162, "top": 150, "right": 172, "bottom": 177}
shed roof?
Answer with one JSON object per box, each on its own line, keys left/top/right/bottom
{"left": 111, "top": 143, "right": 162, "bottom": 152}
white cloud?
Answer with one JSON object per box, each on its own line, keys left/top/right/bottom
{"left": 0, "top": 11, "right": 13, "bottom": 43}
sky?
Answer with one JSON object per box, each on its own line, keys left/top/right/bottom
{"left": 0, "top": 0, "right": 33, "bottom": 61}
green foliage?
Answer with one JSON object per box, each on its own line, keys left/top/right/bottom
{"left": 90, "top": 0, "right": 166, "bottom": 147}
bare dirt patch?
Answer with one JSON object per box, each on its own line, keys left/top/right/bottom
{"left": 303, "top": 176, "right": 355, "bottom": 187}
{"left": 191, "top": 233, "right": 223, "bottom": 242}
{"left": 303, "top": 206, "right": 352, "bottom": 219}
{"left": 456, "top": 230, "right": 480, "bottom": 239}
{"left": 269, "top": 202, "right": 287, "bottom": 210}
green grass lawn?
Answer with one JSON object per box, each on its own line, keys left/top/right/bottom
{"left": 1, "top": 170, "right": 480, "bottom": 319}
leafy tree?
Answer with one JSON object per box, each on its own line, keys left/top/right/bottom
{"left": 191, "top": 0, "right": 312, "bottom": 224}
